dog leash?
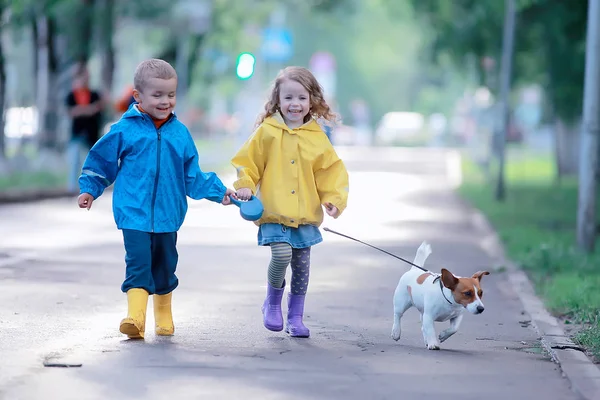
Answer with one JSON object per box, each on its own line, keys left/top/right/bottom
{"left": 323, "top": 228, "right": 428, "bottom": 271}
{"left": 248, "top": 195, "right": 455, "bottom": 303}
{"left": 432, "top": 276, "right": 454, "bottom": 305}
{"left": 323, "top": 227, "right": 453, "bottom": 305}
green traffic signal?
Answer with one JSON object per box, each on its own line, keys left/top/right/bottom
{"left": 236, "top": 52, "right": 255, "bottom": 80}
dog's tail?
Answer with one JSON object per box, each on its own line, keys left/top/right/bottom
{"left": 412, "top": 241, "right": 432, "bottom": 269}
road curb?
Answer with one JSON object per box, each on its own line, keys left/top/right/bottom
{"left": 466, "top": 201, "right": 600, "bottom": 400}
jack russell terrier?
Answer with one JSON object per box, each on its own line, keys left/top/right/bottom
{"left": 391, "top": 241, "right": 490, "bottom": 350}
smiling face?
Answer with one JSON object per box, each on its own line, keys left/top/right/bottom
{"left": 278, "top": 78, "right": 310, "bottom": 129}
{"left": 441, "top": 269, "right": 490, "bottom": 314}
{"left": 133, "top": 77, "right": 177, "bottom": 120}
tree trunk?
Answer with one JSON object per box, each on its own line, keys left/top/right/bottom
{"left": 554, "top": 118, "right": 581, "bottom": 177}
{"left": 495, "top": 0, "right": 517, "bottom": 201}
{"left": 0, "top": 17, "right": 6, "bottom": 160}
{"left": 35, "top": 15, "right": 50, "bottom": 149}
{"left": 31, "top": 15, "right": 38, "bottom": 102}
{"left": 35, "top": 15, "right": 59, "bottom": 151}
{"left": 99, "top": 0, "right": 115, "bottom": 92}
{"left": 76, "top": 0, "right": 95, "bottom": 63}
{"left": 577, "top": 0, "right": 600, "bottom": 252}
{"left": 187, "top": 33, "right": 206, "bottom": 89}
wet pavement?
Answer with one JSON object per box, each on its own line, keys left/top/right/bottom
{"left": 0, "top": 147, "right": 577, "bottom": 399}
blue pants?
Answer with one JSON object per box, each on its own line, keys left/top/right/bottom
{"left": 121, "top": 229, "right": 179, "bottom": 295}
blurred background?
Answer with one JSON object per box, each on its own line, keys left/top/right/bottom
{"left": 0, "top": 0, "right": 573, "bottom": 192}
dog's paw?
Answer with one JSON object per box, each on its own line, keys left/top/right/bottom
{"left": 439, "top": 328, "right": 457, "bottom": 343}
{"left": 391, "top": 330, "right": 401, "bottom": 341}
{"left": 426, "top": 342, "right": 440, "bottom": 350}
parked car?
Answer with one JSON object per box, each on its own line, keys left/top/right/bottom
{"left": 374, "top": 112, "right": 427, "bottom": 146}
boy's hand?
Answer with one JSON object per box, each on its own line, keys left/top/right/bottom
{"left": 236, "top": 188, "right": 252, "bottom": 201}
{"left": 324, "top": 203, "right": 339, "bottom": 218}
{"left": 222, "top": 188, "right": 237, "bottom": 205}
{"left": 78, "top": 193, "right": 94, "bottom": 210}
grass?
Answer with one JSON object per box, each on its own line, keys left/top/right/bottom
{"left": 459, "top": 150, "right": 600, "bottom": 360}
{"left": 0, "top": 138, "right": 233, "bottom": 193}
{"left": 0, "top": 171, "right": 66, "bottom": 192}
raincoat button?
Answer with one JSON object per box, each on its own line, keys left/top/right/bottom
{"left": 291, "top": 160, "right": 295, "bottom": 164}
{"left": 291, "top": 190, "right": 295, "bottom": 194}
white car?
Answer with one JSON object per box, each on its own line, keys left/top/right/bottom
{"left": 375, "top": 112, "right": 426, "bottom": 145}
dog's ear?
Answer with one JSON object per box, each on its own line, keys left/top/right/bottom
{"left": 472, "top": 271, "right": 490, "bottom": 282}
{"left": 441, "top": 268, "right": 459, "bottom": 290}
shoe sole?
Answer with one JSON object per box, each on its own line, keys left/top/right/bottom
{"left": 155, "top": 327, "right": 175, "bottom": 336}
{"left": 264, "top": 323, "right": 284, "bottom": 332}
{"left": 285, "top": 327, "right": 310, "bottom": 338}
{"left": 120, "top": 322, "right": 144, "bottom": 339}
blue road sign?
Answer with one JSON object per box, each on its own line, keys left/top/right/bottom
{"left": 260, "top": 28, "right": 293, "bottom": 62}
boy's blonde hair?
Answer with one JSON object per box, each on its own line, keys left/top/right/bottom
{"left": 256, "top": 66, "right": 339, "bottom": 127}
{"left": 133, "top": 59, "right": 177, "bottom": 92}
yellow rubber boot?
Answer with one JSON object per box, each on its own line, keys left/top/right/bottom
{"left": 154, "top": 292, "right": 174, "bottom": 336}
{"left": 119, "top": 288, "right": 149, "bottom": 339}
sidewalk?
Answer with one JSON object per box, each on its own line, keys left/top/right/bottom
{"left": 0, "top": 146, "right": 593, "bottom": 399}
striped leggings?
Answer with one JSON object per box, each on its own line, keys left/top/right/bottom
{"left": 268, "top": 243, "right": 310, "bottom": 295}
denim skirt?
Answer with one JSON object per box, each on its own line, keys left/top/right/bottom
{"left": 257, "top": 223, "right": 322, "bottom": 248}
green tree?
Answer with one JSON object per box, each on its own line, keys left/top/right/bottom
{"left": 409, "top": 0, "right": 588, "bottom": 176}
{"left": 288, "top": 0, "right": 429, "bottom": 126}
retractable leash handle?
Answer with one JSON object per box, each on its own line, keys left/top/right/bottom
{"left": 230, "top": 195, "right": 264, "bottom": 221}
{"left": 322, "top": 227, "right": 428, "bottom": 272}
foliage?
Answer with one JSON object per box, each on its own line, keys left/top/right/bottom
{"left": 408, "top": 0, "right": 588, "bottom": 123}
{"left": 519, "top": 0, "right": 587, "bottom": 122}
{"left": 288, "top": 0, "right": 451, "bottom": 124}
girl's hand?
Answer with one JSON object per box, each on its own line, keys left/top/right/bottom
{"left": 324, "top": 203, "right": 339, "bottom": 218}
{"left": 236, "top": 188, "right": 253, "bottom": 201}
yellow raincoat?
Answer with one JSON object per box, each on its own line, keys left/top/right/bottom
{"left": 231, "top": 115, "right": 349, "bottom": 228}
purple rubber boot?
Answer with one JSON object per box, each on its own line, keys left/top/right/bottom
{"left": 285, "top": 293, "right": 310, "bottom": 338}
{"left": 262, "top": 281, "right": 285, "bottom": 331}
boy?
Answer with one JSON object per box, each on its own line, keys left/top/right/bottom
{"left": 78, "top": 59, "right": 236, "bottom": 339}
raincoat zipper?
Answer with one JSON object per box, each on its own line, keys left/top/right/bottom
{"left": 149, "top": 114, "right": 173, "bottom": 232}
{"left": 150, "top": 128, "right": 161, "bottom": 233}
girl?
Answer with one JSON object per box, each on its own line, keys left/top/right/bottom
{"left": 232, "top": 66, "right": 349, "bottom": 338}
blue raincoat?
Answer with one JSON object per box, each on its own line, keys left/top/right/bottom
{"left": 79, "top": 105, "right": 227, "bottom": 233}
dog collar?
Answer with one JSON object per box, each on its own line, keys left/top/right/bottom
{"left": 433, "top": 276, "right": 453, "bottom": 304}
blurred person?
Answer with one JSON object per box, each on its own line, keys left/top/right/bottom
{"left": 65, "top": 63, "right": 104, "bottom": 194}
{"left": 350, "top": 98, "right": 372, "bottom": 146}
{"left": 232, "top": 66, "right": 349, "bottom": 338}
{"left": 114, "top": 84, "right": 136, "bottom": 114}
{"left": 317, "top": 98, "right": 339, "bottom": 143}
{"left": 77, "top": 59, "right": 237, "bottom": 340}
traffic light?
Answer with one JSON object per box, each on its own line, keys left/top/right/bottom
{"left": 236, "top": 52, "right": 255, "bottom": 80}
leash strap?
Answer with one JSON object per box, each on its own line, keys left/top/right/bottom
{"left": 323, "top": 228, "right": 428, "bottom": 272}
{"left": 433, "top": 276, "right": 453, "bottom": 305}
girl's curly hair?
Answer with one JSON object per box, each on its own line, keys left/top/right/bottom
{"left": 255, "top": 66, "right": 340, "bottom": 128}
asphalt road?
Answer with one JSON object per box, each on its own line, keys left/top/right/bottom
{"left": 0, "top": 147, "right": 577, "bottom": 400}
